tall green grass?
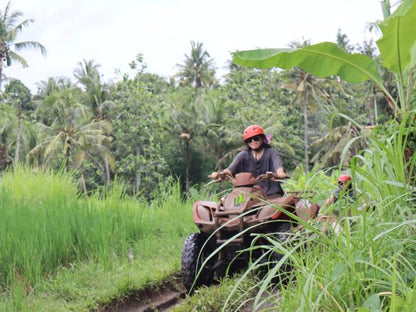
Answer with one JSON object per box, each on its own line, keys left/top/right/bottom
{"left": 221, "top": 115, "right": 416, "bottom": 311}
{"left": 0, "top": 167, "right": 196, "bottom": 311}
{"left": 0, "top": 168, "right": 144, "bottom": 289}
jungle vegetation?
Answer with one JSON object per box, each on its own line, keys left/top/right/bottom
{"left": 0, "top": 0, "right": 415, "bottom": 310}
{"left": 0, "top": 4, "right": 404, "bottom": 198}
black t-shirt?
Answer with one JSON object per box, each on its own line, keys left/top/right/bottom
{"left": 227, "top": 147, "right": 284, "bottom": 196}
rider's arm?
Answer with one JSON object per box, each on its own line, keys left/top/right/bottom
{"left": 211, "top": 168, "right": 232, "bottom": 180}
{"left": 324, "top": 193, "right": 336, "bottom": 206}
{"left": 270, "top": 148, "right": 286, "bottom": 179}
{"left": 276, "top": 167, "right": 286, "bottom": 179}
{"left": 324, "top": 188, "right": 340, "bottom": 206}
{"left": 227, "top": 151, "right": 246, "bottom": 175}
{"left": 222, "top": 168, "right": 232, "bottom": 176}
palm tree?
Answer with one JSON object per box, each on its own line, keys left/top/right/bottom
{"left": 0, "top": 104, "right": 16, "bottom": 170}
{"left": 28, "top": 88, "right": 112, "bottom": 176}
{"left": 0, "top": 1, "right": 46, "bottom": 88}
{"left": 74, "top": 59, "right": 115, "bottom": 185}
{"left": 3, "top": 78, "right": 31, "bottom": 166}
{"left": 35, "top": 77, "right": 73, "bottom": 98}
{"left": 198, "top": 95, "right": 243, "bottom": 170}
{"left": 73, "top": 59, "right": 105, "bottom": 115}
{"left": 310, "top": 123, "right": 369, "bottom": 169}
{"left": 165, "top": 89, "right": 201, "bottom": 192}
{"left": 176, "top": 41, "right": 217, "bottom": 89}
{"left": 282, "top": 40, "right": 332, "bottom": 172}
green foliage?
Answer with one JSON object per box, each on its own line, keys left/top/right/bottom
{"left": 27, "top": 86, "right": 112, "bottom": 174}
{"left": 172, "top": 275, "right": 259, "bottom": 312}
{"left": 175, "top": 41, "right": 217, "bottom": 89}
{"left": 217, "top": 112, "right": 416, "bottom": 311}
{"left": 221, "top": 66, "right": 303, "bottom": 171}
{"left": 232, "top": 0, "right": 416, "bottom": 115}
{"left": 0, "top": 1, "right": 46, "bottom": 88}
{"left": 109, "top": 73, "right": 168, "bottom": 196}
{"left": 377, "top": 0, "right": 416, "bottom": 75}
{"left": 3, "top": 2, "right": 416, "bottom": 311}
{"left": 0, "top": 168, "right": 136, "bottom": 287}
{"left": 3, "top": 79, "right": 31, "bottom": 106}
{"left": 0, "top": 167, "right": 195, "bottom": 311}
{"left": 1, "top": 33, "right": 384, "bottom": 194}
{"left": 351, "top": 112, "right": 415, "bottom": 209}
{"left": 234, "top": 42, "right": 383, "bottom": 84}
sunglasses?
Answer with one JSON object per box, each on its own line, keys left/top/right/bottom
{"left": 245, "top": 135, "right": 262, "bottom": 144}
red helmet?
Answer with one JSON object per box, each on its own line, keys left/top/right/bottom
{"left": 243, "top": 125, "right": 264, "bottom": 141}
{"left": 338, "top": 174, "right": 352, "bottom": 182}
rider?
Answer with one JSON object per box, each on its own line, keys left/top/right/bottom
{"left": 323, "top": 174, "right": 355, "bottom": 216}
{"left": 212, "top": 125, "right": 287, "bottom": 197}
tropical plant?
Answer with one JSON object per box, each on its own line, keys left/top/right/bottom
{"left": 109, "top": 71, "right": 168, "bottom": 196}
{"left": 232, "top": 0, "right": 416, "bottom": 118}
{"left": 28, "top": 87, "right": 112, "bottom": 177}
{"left": 3, "top": 78, "right": 31, "bottom": 166}
{"left": 223, "top": 65, "right": 303, "bottom": 171}
{"left": 73, "top": 59, "right": 107, "bottom": 115}
{"left": 309, "top": 121, "right": 369, "bottom": 169}
{"left": 165, "top": 88, "right": 202, "bottom": 192}
{"left": 0, "top": 1, "right": 46, "bottom": 88}
{"left": 0, "top": 103, "right": 15, "bottom": 169}
{"left": 223, "top": 2, "right": 416, "bottom": 310}
{"left": 176, "top": 41, "right": 217, "bottom": 89}
{"left": 233, "top": 0, "right": 416, "bottom": 182}
{"left": 197, "top": 93, "right": 241, "bottom": 170}
{"left": 281, "top": 40, "right": 335, "bottom": 172}
{"left": 35, "top": 77, "right": 74, "bottom": 98}
{"left": 74, "top": 59, "right": 115, "bottom": 185}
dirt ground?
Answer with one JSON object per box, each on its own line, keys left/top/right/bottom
{"left": 100, "top": 276, "right": 186, "bottom": 312}
{"left": 99, "top": 274, "right": 277, "bottom": 312}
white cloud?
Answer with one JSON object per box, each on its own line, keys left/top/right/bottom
{"left": 5, "top": 0, "right": 383, "bottom": 93}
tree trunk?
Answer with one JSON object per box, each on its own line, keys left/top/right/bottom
{"left": 195, "top": 76, "right": 202, "bottom": 89}
{"left": 0, "top": 145, "right": 8, "bottom": 171}
{"left": 64, "top": 138, "right": 71, "bottom": 172}
{"left": 365, "top": 96, "right": 375, "bottom": 126}
{"left": 185, "top": 139, "right": 190, "bottom": 193}
{"left": 136, "top": 147, "right": 141, "bottom": 194}
{"left": 0, "top": 61, "right": 3, "bottom": 90}
{"left": 104, "top": 154, "right": 110, "bottom": 185}
{"left": 303, "top": 92, "right": 309, "bottom": 173}
{"left": 80, "top": 172, "right": 87, "bottom": 195}
{"left": 14, "top": 100, "right": 22, "bottom": 167}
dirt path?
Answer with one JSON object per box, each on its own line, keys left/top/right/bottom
{"left": 99, "top": 275, "right": 276, "bottom": 311}
{"left": 100, "top": 276, "right": 186, "bottom": 312}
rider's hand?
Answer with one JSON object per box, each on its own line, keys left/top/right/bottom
{"left": 276, "top": 168, "right": 286, "bottom": 179}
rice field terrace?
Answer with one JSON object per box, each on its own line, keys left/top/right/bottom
{"left": 0, "top": 167, "right": 196, "bottom": 311}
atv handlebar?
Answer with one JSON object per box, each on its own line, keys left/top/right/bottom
{"left": 208, "top": 171, "right": 233, "bottom": 183}
{"left": 208, "top": 171, "right": 289, "bottom": 184}
{"left": 255, "top": 171, "right": 290, "bottom": 182}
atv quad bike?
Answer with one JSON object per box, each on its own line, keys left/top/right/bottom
{"left": 181, "top": 171, "right": 319, "bottom": 292}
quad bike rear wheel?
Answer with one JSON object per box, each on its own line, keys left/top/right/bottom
{"left": 181, "top": 232, "right": 214, "bottom": 293}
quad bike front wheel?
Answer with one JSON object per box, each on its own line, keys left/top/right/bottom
{"left": 181, "top": 232, "right": 214, "bottom": 293}
{"left": 267, "top": 222, "right": 293, "bottom": 285}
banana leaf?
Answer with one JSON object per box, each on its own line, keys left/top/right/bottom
{"left": 377, "top": 0, "right": 416, "bottom": 75}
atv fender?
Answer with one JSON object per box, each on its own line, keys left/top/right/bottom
{"left": 193, "top": 201, "right": 217, "bottom": 234}
{"left": 295, "top": 200, "right": 320, "bottom": 221}
{"left": 257, "top": 196, "right": 297, "bottom": 220}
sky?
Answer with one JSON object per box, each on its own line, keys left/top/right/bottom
{"left": 5, "top": 0, "right": 385, "bottom": 93}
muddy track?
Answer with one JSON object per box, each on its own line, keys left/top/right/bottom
{"left": 100, "top": 275, "right": 187, "bottom": 312}
{"left": 98, "top": 274, "right": 272, "bottom": 311}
